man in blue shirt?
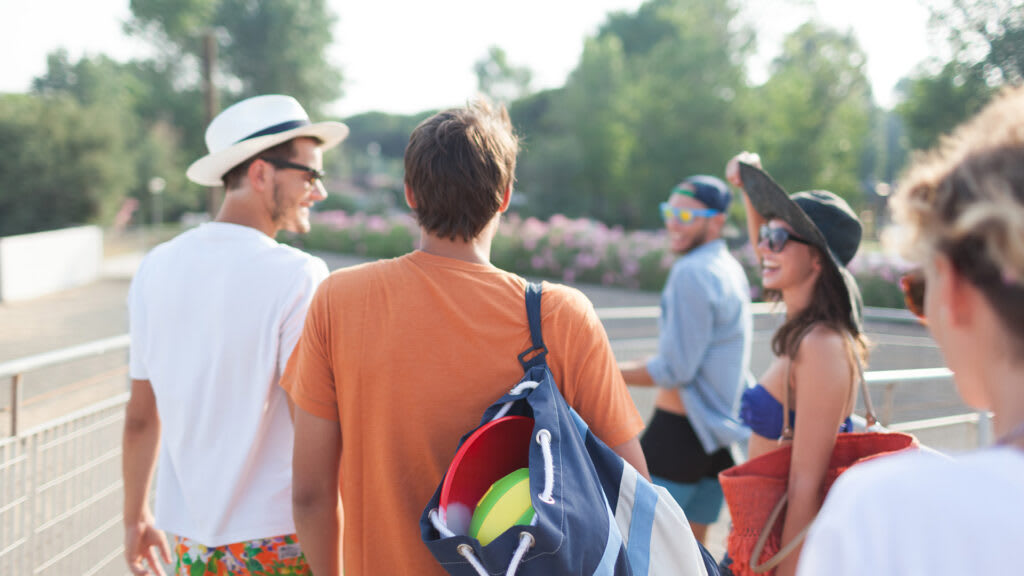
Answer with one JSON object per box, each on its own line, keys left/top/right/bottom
{"left": 620, "top": 175, "right": 754, "bottom": 543}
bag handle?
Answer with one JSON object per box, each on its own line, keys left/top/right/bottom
{"left": 749, "top": 492, "right": 809, "bottom": 573}
{"left": 517, "top": 283, "right": 548, "bottom": 371}
{"left": 780, "top": 331, "right": 878, "bottom": 441}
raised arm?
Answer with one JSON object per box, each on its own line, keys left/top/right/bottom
{"left": 725, "top": 151, "right": 766, "bottom": 250}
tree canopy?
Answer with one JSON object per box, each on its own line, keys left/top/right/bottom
{"left": 2, "top": 0, "right": 1003, "bottom": 237}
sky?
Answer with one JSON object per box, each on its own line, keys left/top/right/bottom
{"left": 0, "top": 0, "right": 942, "bottom": 115}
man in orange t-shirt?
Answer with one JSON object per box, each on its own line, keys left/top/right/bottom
{"left": 281, "top": 100, "right": 649, "bottom": 576}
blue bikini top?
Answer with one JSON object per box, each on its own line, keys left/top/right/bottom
{"left": 739, "top": 383, "right": 853, "bottom": 440}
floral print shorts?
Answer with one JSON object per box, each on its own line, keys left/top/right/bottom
{"left": 173, "top": 533, "right": 311, "bottom": 576}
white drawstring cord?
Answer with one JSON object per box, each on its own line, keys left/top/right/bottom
{"left": 432, "top": 509, "right": 490, "bottom": 576}
{"left": 506, "top": 531, "right": 536, "bottom": 576}
{"left": 491, "top": 380, "right": 540, "bottom": 422}
{"left": 536, "top": 429, "right": 555, "bottom": 504}
{"left": 429, "top": 508, "right": 456, "bottom": 538}
{"left": 432, "top": 508, "right": 535, "bottom": 574}
{"left": 456, "top": 544, "right": 491, "bottom": 576}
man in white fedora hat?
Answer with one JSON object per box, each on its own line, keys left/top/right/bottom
{"left": 122, "top": 94, "right": 348, "bottom": 575}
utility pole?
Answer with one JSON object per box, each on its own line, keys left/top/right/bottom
{"left": 202, "top": 29, "right": 221, "bottom": 217}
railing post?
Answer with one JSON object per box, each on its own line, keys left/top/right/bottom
{"left": 10, "top": 373, "right": 21, "bottom": 437}
{"left": 882, "top": 382, "right": 895, "bottom": 427}
{"left": 977, "top": 411, "right": 993, "bottom": 447}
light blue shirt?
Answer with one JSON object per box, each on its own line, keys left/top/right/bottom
{"left": 646, "top": 239, "right": 754, "bottom": 452}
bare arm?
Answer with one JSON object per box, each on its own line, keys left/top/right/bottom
{"left": 776, "top": 329, "right": 853, "bottom": 576}
{"left": 619, "top": 360, "right": 656, "bottom": 387}
{"left": 612, "top": 435, "right": 651, "bottom": 481}
{"left": 292, "top": 405, "right": 343, "bottom": 576}
{"left": 725, "top": 152, "right": 766, "bottom": 251}
{"left": 123, "top": 379, "right": 171, "bottom": 575}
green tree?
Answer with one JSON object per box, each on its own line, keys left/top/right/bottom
{"left": 562, "top": 35, "right": 636, "bottom": 221}
{"left": 894, "top": 0, "right": 1022, "bottom": 152}
{"left": 474, "top": 46, "right": 533, "bottom": 104}
{"left": 625, "top": 0, "right": 750, "bottom": 225}
{"left": 127, "top": 0, "right": 343, "bottom": 115}
{"left": 896, "top": 62, "right": 992, "bottom": 151}
{"left": 32, "top": 51, "right": 205, "bottom": 225}
{"left": 0, "top": 95, "right": 132, "bottom": 235}
{"left": 745, "top": 22, "right": 873, "bottom": 205}
{"left": 551, "top": 0, "right": 751, "bottom": 227}
{"left": 507, "top": 89, "right": 583, "bottom": 217}
{"left": 929, "top": 0, "right": 1023, "bottom": 85}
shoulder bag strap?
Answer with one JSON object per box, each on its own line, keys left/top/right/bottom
{"left": 848, "top": 333, "right": 879, "bottom": 428}
{"left": 517, "top": 282, "right": 548, "bottom": 371}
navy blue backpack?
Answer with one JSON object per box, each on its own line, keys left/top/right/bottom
{"left": 420, "top": 283, "right": 719, "bottom": 575}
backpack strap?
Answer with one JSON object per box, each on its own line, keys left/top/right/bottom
{"left": 517, "top": 282, "right": 548, "bottom": 371}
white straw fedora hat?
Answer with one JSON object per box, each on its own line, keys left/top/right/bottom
{"left": 186, "top": 94, "right": 349, "bottom": 187}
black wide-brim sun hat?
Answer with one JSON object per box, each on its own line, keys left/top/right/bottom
{"left": 738, "top": 162, "right": 864, "bottom": 330}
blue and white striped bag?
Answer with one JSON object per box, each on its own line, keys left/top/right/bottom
{"left": 420, "top": 283, "right": 718, "bottom": 576}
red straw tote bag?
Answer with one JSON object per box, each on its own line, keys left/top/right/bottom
{"left": 719, "top": 338, "right": 919, "bottom": 575}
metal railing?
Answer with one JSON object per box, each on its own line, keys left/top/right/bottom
{"left": 1, "top": 335, "right": 129, "bottom": 437}
{"left": 0, "top": 307, "right": 971, "bottom": 575}
{"left": 1, "top": 395, "right": 130, "bottom": 576}
{"left": 596, "top": 303, "right": 925, "bottom": 324}
{"left": 1, "top": 336, "right": 131, "bottom": 576}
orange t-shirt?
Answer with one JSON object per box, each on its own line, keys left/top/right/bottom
{"left": 281, "top": 250, "right": 645, "bottom": 576}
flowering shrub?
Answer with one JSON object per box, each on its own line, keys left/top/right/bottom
{"left": 298, "top": 210, "right": 913, "bottom": 307}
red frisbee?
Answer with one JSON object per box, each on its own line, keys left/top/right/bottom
{"left": 439, "top": 415, "right": 534, "bottom": 535}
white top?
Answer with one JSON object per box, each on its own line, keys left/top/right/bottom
{"left": 128, "top": 222, "right": 328, "bottom": 546}
{"left": 798, "top": 446, "right": 1024, "bottom": 576}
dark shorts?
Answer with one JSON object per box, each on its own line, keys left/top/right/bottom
{"left": 640, "top": 409, "right": 734, "bottom": 484}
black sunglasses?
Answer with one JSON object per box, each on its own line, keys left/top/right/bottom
{"left": 759, "top": 224, "right": 812, "bottom": 253}
{"left": 899, "top": 269, "right": 927, "bottom": 323}
{"left": 259, "top": 157, "right": 325, "bottom": 184}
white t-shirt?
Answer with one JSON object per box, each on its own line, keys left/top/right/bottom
{"left": 128, "top": 222, "right": 328, "bottom": 546}
{"left": 798, "top": 446, "right": 1024, "bottom": 576}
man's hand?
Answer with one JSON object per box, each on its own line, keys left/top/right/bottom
{"left": 725, "top": 151, "right": 761, "bottom": 188}
{"left": 124, "top": 514, "right": 171, "bottom": 575}
{"left": 619, "top": 360, "right": 655, "bottom": 387}
{"left": 123, "top": 380, "right": 167, "bottom": 574}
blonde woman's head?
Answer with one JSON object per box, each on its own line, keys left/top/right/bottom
{"left": 889, "top": 86, "right": 1024, "bottom": 353}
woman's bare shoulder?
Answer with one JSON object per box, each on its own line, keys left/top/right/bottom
{"left": 796, "top": 324, "right": 847, "bottom": 359}
{"left": 792, "top": 324, "right": 852, "bottom": 391}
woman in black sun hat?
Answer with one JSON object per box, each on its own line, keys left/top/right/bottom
{"left": 720, "top": 152, "right": 868, "bottom": 576}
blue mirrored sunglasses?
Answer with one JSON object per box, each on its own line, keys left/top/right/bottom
{"left": 659, "top": 202, "right": 720, "bottom": 223}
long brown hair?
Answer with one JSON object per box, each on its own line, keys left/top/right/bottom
{"left": 769, "top": 248, "right": 869, "bottom": 364}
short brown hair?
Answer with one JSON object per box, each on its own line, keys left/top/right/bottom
{"left": 403, "top": 100, "right": 519, "bottom": 241}
{"left": 889, "top": 86, "right": 1024, "bottom": 348}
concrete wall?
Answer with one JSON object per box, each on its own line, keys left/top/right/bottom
{"left": 0, "top": 226, "right": 103, "bottom": 302}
